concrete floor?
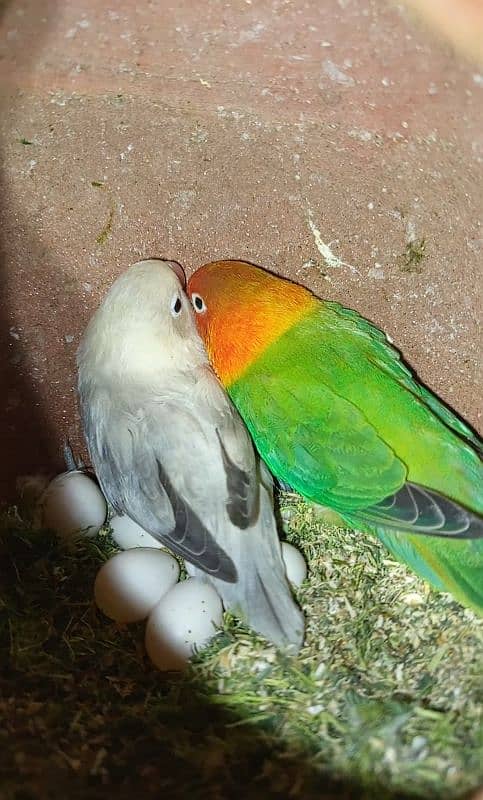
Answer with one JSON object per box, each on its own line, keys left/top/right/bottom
{"left": 0, "top": 0, "right": 481, "bottom": 500}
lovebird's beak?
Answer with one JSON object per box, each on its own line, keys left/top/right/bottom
{"left": 166, "top": 260, "right": 186, "bottom": 288}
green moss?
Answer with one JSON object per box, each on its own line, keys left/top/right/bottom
{"left": 400, "top": 239, "right": 426, "bottom": 273}
{"left": 96, "top": 207, "right": 114, "bottom": 245}
{"left": 92, "top": 180, "right": 113, "bottom": 243}
{"left": 0, "top": 498, "right": 481, "bottom": 800}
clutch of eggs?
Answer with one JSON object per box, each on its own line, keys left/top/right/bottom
{"left": 36, "top": 468, "right": 307, "bottom": 670}
{"left": 94, "top": 549, "right": 224, "bottom": 671}
{"left": 94, "top": 529, "right": 307, "bottom": 671}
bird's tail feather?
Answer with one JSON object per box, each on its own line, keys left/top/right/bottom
{"left": 206, "top": 480, "right": 305, "bottom": 651}
{"left": 217, "top": 539, "right": 305, "bottom": 651}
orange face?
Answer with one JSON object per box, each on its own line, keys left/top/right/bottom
{"left": 187, "top": 260, "right": 314, "bottom": 386}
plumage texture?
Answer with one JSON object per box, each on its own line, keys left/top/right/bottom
{"left": 188, "top": 260, "right": 483, "bottom": 614}
{"left": 77, "top": 259, "right": 304, "bottom": 650}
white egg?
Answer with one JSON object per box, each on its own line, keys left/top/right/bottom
{"left": 109, "top": 514, "right": 164, "bottom": 550}
{"left": 281, "top": 542, "right": 307, "bottom": 587}
{"left": 39, "top": 470, "right": 107, "bottom": 539}
{"left": 145, "top": 578, "right": 223, "bottom": 671}
{"left": 94, "top": 548, "right": 180, "bottom": 623}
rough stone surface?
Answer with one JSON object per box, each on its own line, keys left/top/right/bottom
{"left": 0, "top": 0, "right": 481, "bottom": 500}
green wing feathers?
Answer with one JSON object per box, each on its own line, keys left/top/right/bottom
{"left": 230, "top": 303, "right": 483, "bottom": 612}
{"left": 255, "top": 369, "right": 407, "bottom": 511}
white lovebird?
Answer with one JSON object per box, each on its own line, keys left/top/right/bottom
{"left": 77, "top": 259, "right": 304, "bottom": 651}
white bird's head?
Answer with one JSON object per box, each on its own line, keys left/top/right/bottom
{"left": 77, "top": 259, "right": 208, "bottom": 384}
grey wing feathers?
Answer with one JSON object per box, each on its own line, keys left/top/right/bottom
{"left": 216, "top": 429, "right": 256, "bottom": 529}
{"left": 81, "top": 398, "right": 237, "bottom": 582}
{"left": 194, "top": 370, "right": 259, "bottom": 529}
{"left": 355, "top": 481, "right": 483, "bottom": 539}
{"left": 155, "top": 458, "right": 237, "bottom": 581}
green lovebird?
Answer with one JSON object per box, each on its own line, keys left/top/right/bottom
{"left": 188, "top": 260, "right": 483, "bottom": 614}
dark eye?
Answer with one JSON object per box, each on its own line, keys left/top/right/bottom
{"left": 171, "top": 295, "right": 182, "bottom": 317}
{"left": 191, "top": 293, "right": 206, "bottom": 314}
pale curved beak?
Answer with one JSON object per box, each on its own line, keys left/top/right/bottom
{"left": 166, "top": 260, "right": 186, "bottom": 288}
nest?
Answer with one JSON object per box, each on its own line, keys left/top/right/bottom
{"left": 1, "top": 494, "right": 481, "bottom": 799}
